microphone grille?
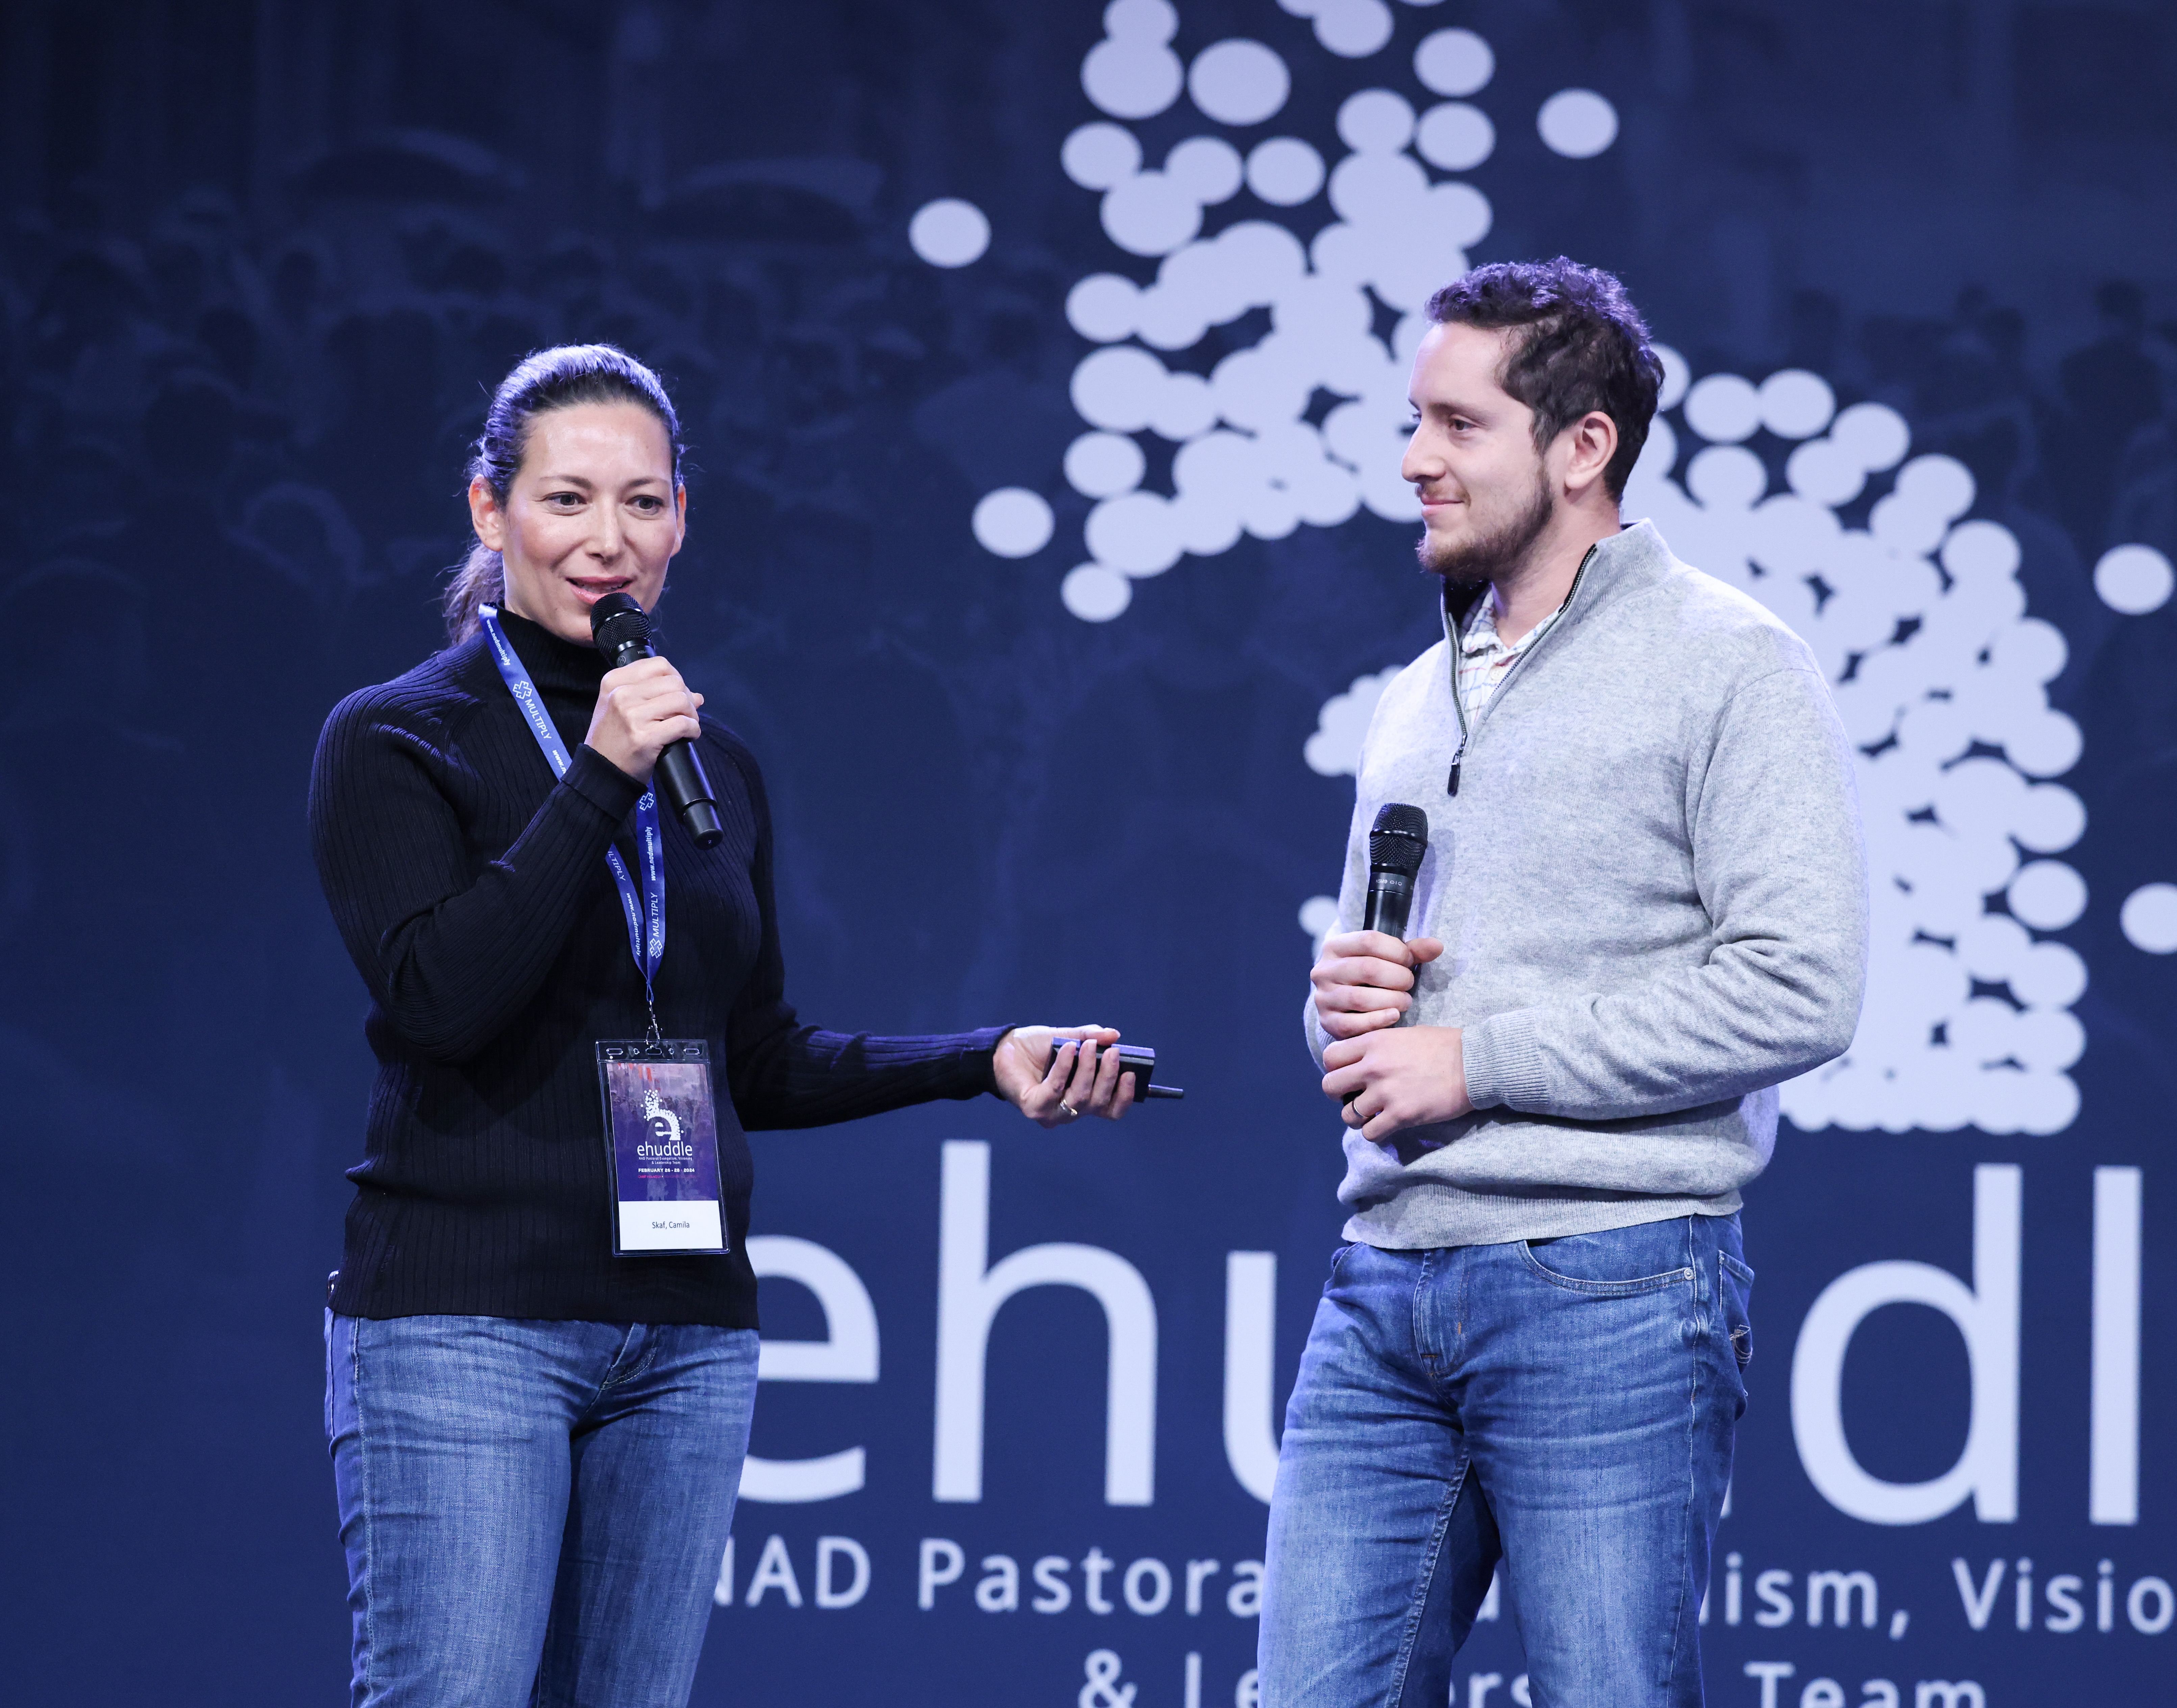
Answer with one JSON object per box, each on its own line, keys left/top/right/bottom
{"left": 1367, "top": 803, "right": 1429, "bottom": 876}
{"left": 589, "top": 591, "right": 651, "bottom": 656}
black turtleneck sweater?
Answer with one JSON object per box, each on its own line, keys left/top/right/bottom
{"left": 308, "top": 609, "right": 1005, "bottom": 1326}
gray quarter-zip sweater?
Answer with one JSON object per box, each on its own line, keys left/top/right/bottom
{"left": 1308, "top": 519, "right": 1868, "bottom": 1249}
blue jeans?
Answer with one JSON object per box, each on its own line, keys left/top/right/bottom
{"left": 1259, "top": 1217, "right": 1752, "bottom": 1708}
{"left": 325, "top": 1312, "right": 759, "bottom": 1708}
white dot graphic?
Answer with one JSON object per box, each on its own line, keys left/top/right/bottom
{"left": 1943, "top": 518, "right": 2021, "bottom": 579}
{"left": 2094, "top": 543, "right": 2174, "bottom": 615}
{"left": 1757, "top": 369, "right": 1836, "bottom": 440}
{"left": 1830, "top": 401, "right": 1911, "bottom": 471}
{"left": 1311, "top": 0, "right": 1394, "bottom": 60}
{"left": 1786, "top": 439, "right": 1864, "bottom": 507}
{"left": 1893, "top": 454, "right": 1976, "bottom": 524}
{"left": 971, "top": 488, "right": 1054, "bottom": 558}
{"left": 1106, "top": 0, "right": 1175, "bottom": 33}
{"left": 2009, "top": 861, "right": 2088, "bottom": 931}
{"left": 1070, "top": 346, "right": 1168, "bottom": 433}
{"left": 2016, "top": 782, "right": 2087, "bottom": 854}
{"left": 1326, "top": 151, "right": 1432, "bottom": 225}
{"left": 2012, "top": 944, "right": 2088, "bottom": 1011}
{"left": 1414, "top": 27, "right": 1493, "bottom": 96}
{"left": 2121, "top": 884, "right": 2177, "bottom": 953}
{"left": 1683, "top": 373, "right": 1761, "bottom": 443}
{"left": 908, "top": 199, "right": 990, "bottom": 268}
{"left": 1415, "top": 103, "right": 1494, "bottom": 172}
{"left": 1338, "top": 90, "right": 1416, "bottom": 154}
{"left": 1687, "top": 445, "right": 1765, "bottom": 510}
{"left": 1062, "top": 563, "right": 1133, "bottom": 621}
{"left": 1083, "top": 47, "right": 1183, "bottom": 119}
{"left": 1538, "top": 89, "right": 1618, "bottom": 158}
{"left": 1065, "top": 432, "right": 1147, "bottom": 499}
{"left": 1086, "top": 490, "right": 1183, "bottom": 575}
{"left": 1102, "top": 172, "right": 1201, "bottom": 256}
{"left": 1247, "top": 138, "right": 1326, "bottom": 205}
{"left": 1189, "top": 40, "right": 1291, "bottom": 126}
{"left": 1083, "top": 0, "right": 1184, "bottom": 121}
{"left": 1062, "top": 124, "right": 1142, "bottom": 191}
{"left": 1066, "top": 274, "right": 1140, "bottom": 343}
{"left": 2008, "top": 711, "right": 2084, "bottom": 780}
{"left": 1166, "top": 137, "right": 1245, "bottom": 204}
{"left": 1151, "top": 371, "right": 1217, "bottom": 440}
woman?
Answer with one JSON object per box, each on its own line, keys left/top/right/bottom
{"left": 309, "top": 343, "right": 1131, "bottom": 1707}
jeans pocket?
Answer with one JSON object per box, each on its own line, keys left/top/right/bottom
{"left": 1517, "top": 1236, "right": 1695, "bottom": 1297}
{"left": 1719, "top": 1251, "right": 1755, "bottom": 1369}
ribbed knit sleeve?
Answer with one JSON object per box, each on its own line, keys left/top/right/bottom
{"left": 711, "top": 742, "right": 1007, "bottom": 1128}
{"left": 310, "top": 689, "right": 645, "bottom": 1063}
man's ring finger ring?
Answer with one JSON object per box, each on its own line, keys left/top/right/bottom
{"left": 1058, "top": 1100, "right": 1080, "bottom": 1120}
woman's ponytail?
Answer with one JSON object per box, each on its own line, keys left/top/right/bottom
{"left": 442, "top": 542, "right": 507, "bottom": 645}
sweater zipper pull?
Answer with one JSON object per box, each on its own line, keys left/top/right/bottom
{"left": 1447, "top": 739, "right": 1465, "bottom": 796}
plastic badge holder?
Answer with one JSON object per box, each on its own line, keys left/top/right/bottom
{"left": 597, "top": 1038, "right": 728, "bottom": 1256}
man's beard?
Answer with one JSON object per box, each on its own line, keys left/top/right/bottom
{"left": 1416, "top": 471, "right": 1556, "bottom": 587}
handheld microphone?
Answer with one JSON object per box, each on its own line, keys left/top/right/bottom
{"left": 588, "top": 592, "right": 725, "bottom": 849}
{"left": 1343, "top": 803, "right": 1429, "bottom": 1108}
{"left": 1363, "top": 803, "right": 1430, "bottom": 941}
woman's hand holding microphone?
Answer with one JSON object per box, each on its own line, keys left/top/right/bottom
{"left": 585, "top": 657, "right": 704, "bottom": 783}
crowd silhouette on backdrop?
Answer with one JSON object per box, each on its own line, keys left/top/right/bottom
{"left": 8, "top": 179, "right": 2175, "bottom": 660}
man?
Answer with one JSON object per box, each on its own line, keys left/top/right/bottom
{"left": 1259, "top": 259, "right": 1867, "bottom": 1706}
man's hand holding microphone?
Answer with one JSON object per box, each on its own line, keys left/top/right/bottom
{"left": 1315, "top": 805, "right": 1473, "bottom": 1143}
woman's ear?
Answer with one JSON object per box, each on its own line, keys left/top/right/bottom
{"left": 468, "top": 477, "right": 507, "bottom": 552}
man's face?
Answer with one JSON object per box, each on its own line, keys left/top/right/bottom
{"left": 1400, "top": 321, "right": 1555, "bottom": 584}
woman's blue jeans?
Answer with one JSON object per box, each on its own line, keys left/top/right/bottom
{"left": 1259, "top": 1216, "right": 1753, "bottom": 1708}
{"left": 324, "top": 1312, "right": 758, "bottom": 1708}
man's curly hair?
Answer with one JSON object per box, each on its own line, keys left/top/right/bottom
{"left": 1426, "top": 257, "right": 1664, "bottom": 498}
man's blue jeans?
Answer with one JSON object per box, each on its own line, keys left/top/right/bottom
{"left": 325, "top": 1312, "right": 758, "bottom": 1708}
{"left": 1259, "top": 1216, "right": 1753, "bottom": 1707}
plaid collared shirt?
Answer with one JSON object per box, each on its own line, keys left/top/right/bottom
{"left": 1456, "top": 595, "right": 1564, "bottom": 729}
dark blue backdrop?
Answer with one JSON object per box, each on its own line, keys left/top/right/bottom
{"left": 2, "top": 3, "right": 2172, "bottom": 1704}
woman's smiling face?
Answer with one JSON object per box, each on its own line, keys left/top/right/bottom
{"left": 469, "top": 400, "right": 686, "bottom": 644}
